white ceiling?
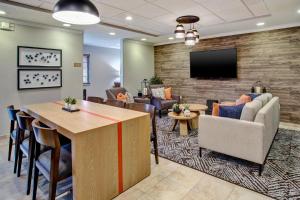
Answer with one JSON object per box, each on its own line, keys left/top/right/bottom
{"left": 0, "top": 0, "right": 300, "bottom": 47}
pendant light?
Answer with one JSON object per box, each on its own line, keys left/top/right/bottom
{"left": 53, "top": 0, "right": 100, "bottom": 25}
{"left": 192, "top": 29, "right": 199, "bottom": 43}
{"left": 174, "top": 24, "right": 185, "bottom": 38}
{"left": 185, "top": 29, "right": 196, "bottom": 46}
{"left": 192, "top": 24, "right": 199, "bottom": 43}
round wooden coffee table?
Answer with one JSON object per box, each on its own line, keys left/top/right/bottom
{"left": 168, "top": 112, "right": 197, "bottom": 136}
{"left": 179, "top": 104, "right": 208, "bottom": 129}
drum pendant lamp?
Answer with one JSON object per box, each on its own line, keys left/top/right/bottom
{"left": 53, "top": 0, "right": 100, "bottom": 25}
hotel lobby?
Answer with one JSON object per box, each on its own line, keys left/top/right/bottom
{"left": 0, "top": 0, "right": 300, "bottom": 200}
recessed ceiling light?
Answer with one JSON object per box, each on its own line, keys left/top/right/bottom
{"left": 298, "top": 9, "right": 300, "bottom": 14}
{"left": 256, "top": 22, "right": 265, "bottom": 26}
{"left": 125, "top": 16, "right": 132, "bottom": 21}
{"left": 63, "top": 23, "right": 71, "bottom": 27}
{"left": 168, "top": 37, "right": 174, "bottom": 40}
{"left": 141, "top": 38, "right": 147, "bottom": 41}
{"left": 109, "top": 32, "right": 116, "bottom": 36}
{"left": 0, "top": 10, "right": 6, "bottom": 15}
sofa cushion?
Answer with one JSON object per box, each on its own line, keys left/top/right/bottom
{"left": 264, "top": 93, "right": 273, "bottom": 101}
{"left": 236, "top": 94, "right": 251, "bottom": 105}
{"left": 247, "top": 93, "right": 261, "bottom": 100}
{"left": 255, "top": 93, "right": 270, "bottom": 106}
{"left": 164, "top": 87, "right": 172, "bottom": 100}
{"left": 212, "top": 102, "right": 236, "bottom": 116}
{"left": 240, "top": 100, "right": 263, "bottom": 121}
{"left": 151, "top": 87, "right": 165, "bottom": 99}
{"left": 219, "top": 103, "right": 245, "bottom": 119}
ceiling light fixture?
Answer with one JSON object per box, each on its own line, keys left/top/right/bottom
{"left": 63, "top": 23, "right": 71, "bottom": 27}
{"left": 125, "top": 16, "right": 132, "bottom": 21}
{"left": 141, "top": 38, "right": 147, "bottom": 41}
{"left": 256, "top": 22, "right": 265, "bottom": 26}
{"left": 168, "top": 37, "right": 174, "bottom": 40}
{"left": 298, "top": 9, "right": 300, "bottom": 14}
{"left": 185, "top": 29, "right": 196, "bottom": 46}
{"left": 53, "top": 0, "right": 100, "bottom": 25}
{"left": 0, "top": 10, "right": 6, "bottom": 15}
{"left": 109, "top": 32, "right": 116, "bottom": 35}
{"left": 174, "top": 24, "right": 185, "bottom": 38}
{"left": 174, "top": 15, "right": 200, "bottom": 46}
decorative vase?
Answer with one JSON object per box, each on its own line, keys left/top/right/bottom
{"left": 184, "top": 109, "right": 191, "bottom": 117}
{"left": 64, "top": 103, "right": 70, "bottom": 109}
{"left": 70, "top": 104, "right": 76, "bottom": 110}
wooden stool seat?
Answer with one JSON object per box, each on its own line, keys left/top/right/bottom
{"left": 6, "top": 105, "right": 20, "bottom": 173}
{"left": 36, "top": 144, "right": 72, "bottom": 181}
{"left": 16, "top": 111, "right": 35, "bottom": 195}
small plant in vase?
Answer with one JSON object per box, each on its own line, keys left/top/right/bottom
{"left": 70, "top": 98, "right": 77, "bottom": 110}
{"left": 183, "top": 104, "right": 191, "bottom": 117}
{"left": 64, "top": 97, "right": 72, "bottom": 109}
{"left": 172, "top": 103, "right": 181, "bottom": 115}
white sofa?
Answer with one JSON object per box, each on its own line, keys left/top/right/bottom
{"left": 198, "top": 93, "right": 280, "bottom": 175}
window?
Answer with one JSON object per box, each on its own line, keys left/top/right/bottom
{"left": 83, "top": 54, "right": 90, "bottom": 84}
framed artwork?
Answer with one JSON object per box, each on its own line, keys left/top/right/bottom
{"left": 18, "top": 46, "right": 62, "bottom": 67}
{"left": 18, "top": 69, "right": 62, "bottom": 90}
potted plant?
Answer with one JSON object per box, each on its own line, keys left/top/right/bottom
{"left": 64, "top": 97, "right": 72, "bottom": 109}
{"left": 183, "top": 104, "right": 191, "bottom": 117}
{"left": 149, "top": 74, "right": 163, "bottom": 85}
{"left": 70, "top": 98, "right": 77, "bottom": 110}
{"left": 172, "top": 103, "right": 181, "bottom": 115}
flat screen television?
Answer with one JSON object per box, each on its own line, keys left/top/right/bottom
{"left": 190, "top": 48, "right": 237, "bottom": 79}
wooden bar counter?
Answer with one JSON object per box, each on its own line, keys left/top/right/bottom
{"left": 22, "top": 100, "right": 151, "bottom": 200}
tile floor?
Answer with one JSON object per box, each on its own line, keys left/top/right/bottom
{"left": 2, "top": 121, "right": 297, "bottom": 200}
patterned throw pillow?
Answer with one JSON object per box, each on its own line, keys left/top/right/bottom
{"left": 151, "top": 87, "right": 165, "bottom": 99}
{"left": 219, "top": 103, "right": 245, "bottom": 119}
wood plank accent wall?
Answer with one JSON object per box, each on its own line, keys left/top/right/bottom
{"left": 154, "top": 27, "right": 300, "bottom": 123}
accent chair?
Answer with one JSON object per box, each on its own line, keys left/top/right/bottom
{"left": 148, "top": 84, "right": 180, "bottom": 118}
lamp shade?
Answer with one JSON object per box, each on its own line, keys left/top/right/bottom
{"left": 192, "top": 29, "right": 200, "bottom": 43}
{"left": 174, "top": 24, "right": 185, "bottom": 39}
{"left": 53, "top": 0, "right": 100, "bottom": 25}
{"left": 185, "top": 29, "right": 196, "bottom": 46}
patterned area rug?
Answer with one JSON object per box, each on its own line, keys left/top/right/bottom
{"left": 155, "top": 116, "right": 300, "bottom": 200}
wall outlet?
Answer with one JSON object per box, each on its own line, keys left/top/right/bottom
{"left": 73, "top": 63, "right": 81, "bottom": 67}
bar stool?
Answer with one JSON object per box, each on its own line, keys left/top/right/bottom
{"left": 32, "top": 119, "right": 72, "bottom": 200}
{"left": 126, "top": 103, "right": 159, "bottom": 164}
{"left": 6, "top": 105, "right": 22, "bottom": 173}
{"left": 16, "top": 111, "right": 34, "bottom": 195}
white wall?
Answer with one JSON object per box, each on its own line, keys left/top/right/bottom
{"left": 0, "top": 21, "right": 83, "bottom": 136}
{"left": 122, "top": 39, "right": 154, "bottom": 95}
{"left": 83, "top": 45, "right": 120, "bottom": 98}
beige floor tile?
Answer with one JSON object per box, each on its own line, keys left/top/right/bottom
{"left": 182, "top": 174, "right": 235, "bottom": 200}
{"left": 114, "top": 187, "right": 145, "bottom": 200}
{"left": 167, "top": 164, "right": 204, "bottom": 189}
{"left": 146, "top": 176, "right": 191, "bottom": 200}
{"left": 227, "top": 186, "right": 274, "bottom": 200}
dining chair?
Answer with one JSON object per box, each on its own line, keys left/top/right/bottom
{"left": 126, "top": 103, "right": 159, "bottom": 164}
{"left": 106, "top": 99, "right": 126, "bottom": 108}
{"left": 31, "top": 119, "right": 72, "bottom": 200}
{"left": 16, "top": 111, "right": 35, "bottom": 195}
{"left": 87, "top": 96, "right": 104, "bottom": 104}
{"left": 6, "top": 105, "right": 21, "bottom": 173}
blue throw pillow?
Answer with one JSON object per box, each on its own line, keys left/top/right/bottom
{"left": 247, "top": 93, "right": 261, "bottom": 101}
{"left": 219, "top": 104, "right": 245, "bottom": 119}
